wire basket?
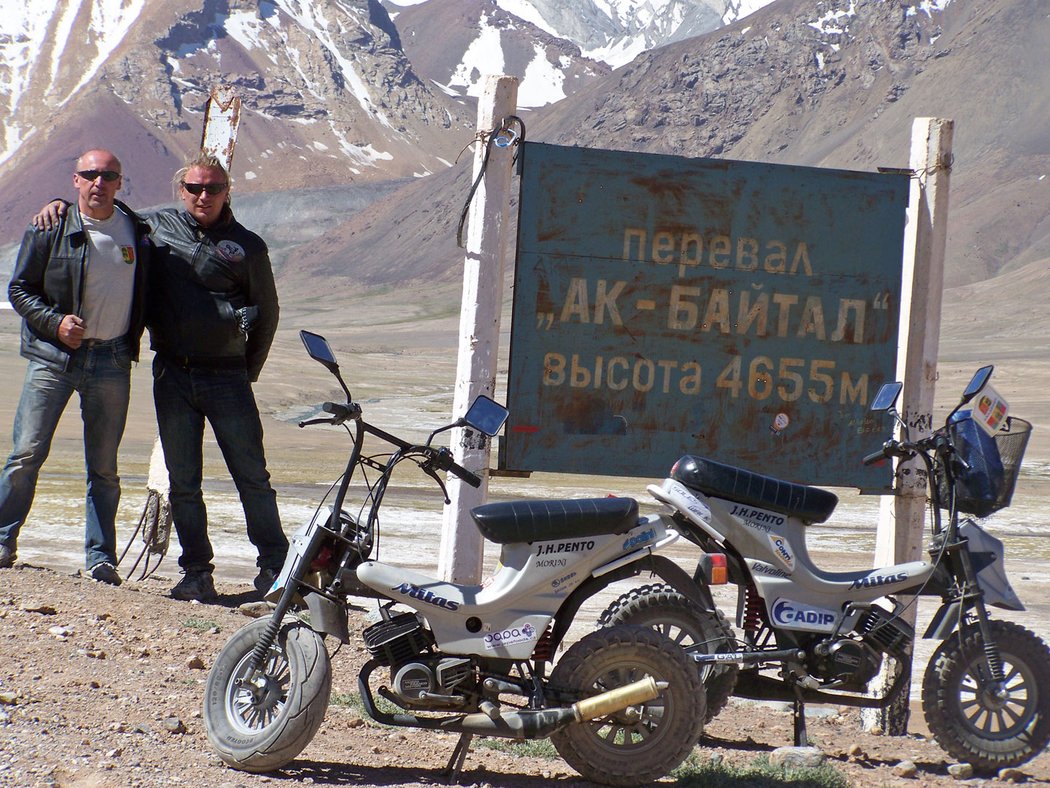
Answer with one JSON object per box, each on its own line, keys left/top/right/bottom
{"left": 935, "top": 415, "right": 1031, "bottom": 517}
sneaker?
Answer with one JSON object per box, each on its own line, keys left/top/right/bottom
{"left": 253, "top": 566, "right": 280, "bottom": 594}
{"left": 0, "top": 544, "right": 14, "bottom": 569}
{"left": 89, "top": 561, "right": 122, "bottom": 586}
{"left": 171, "top": 570, "right": 217, "bottom": 602}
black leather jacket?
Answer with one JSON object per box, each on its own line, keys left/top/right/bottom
{"left": 8, "top": 200, "right": 151, "bottom": 371}
{"left": 145, "top": 206, "right": 278, "bottom": 382}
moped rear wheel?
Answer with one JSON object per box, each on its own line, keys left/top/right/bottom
{"left": 204, "top": 616, "right": 332, "bottom": 772}
{"left": 598, "top": 582, "right": 737, "bottom": 721}
{"left": 550, "top": 624, "right": 705, "bottom": 786}
{"left": 922, "top": 619, "right": 1050, "bottom": 772}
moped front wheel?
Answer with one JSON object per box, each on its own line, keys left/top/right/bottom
{"left": 204, "top": 616, "right": 332, "bottom": 772}
{"left": 922, "top": 619, "right": 1050, "bottom": 772}
{"left": 550, "top": 624, "right": 705, "bottom": 786}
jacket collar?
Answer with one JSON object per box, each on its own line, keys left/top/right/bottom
{"left": 63, "top": 204, "right": 86, "bottom": 240}
{"left": 66, "top": 199, "right": 142, "bottom": 239}
{"left": 178, "top": 203, "right": 235, "bottom": 232}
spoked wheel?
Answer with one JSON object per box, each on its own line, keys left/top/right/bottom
{"left": 598, "top": 583, "right": 737, "bottom": 721}
{"left": 204, "top": 617, "right": 332, "bottom": 772}
{"left": 922, "top": 619, "right": 1050, "bottom": 772}
{"left": 550, "top": 624, "right": 705, "bottom": 786}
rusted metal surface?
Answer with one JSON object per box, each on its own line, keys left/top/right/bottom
{"left": 200, "top": 85, "right": 241, "bottom": 171}
{"left": 504, "top": 142, "right": 910, "bottom": 490}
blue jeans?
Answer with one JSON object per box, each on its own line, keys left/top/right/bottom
{"left": 0, "top": 339, "right": 131, "bottom": 568}
{"left": 152, "top": 356, "right": 288, "bottom": 574}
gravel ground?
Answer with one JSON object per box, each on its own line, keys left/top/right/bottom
{"left": 1, "top": 562, "right": 1048, "bottom": 788}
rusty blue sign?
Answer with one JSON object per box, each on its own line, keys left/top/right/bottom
{"left": 503, "top": 142, "right": 910, "bottom": 491}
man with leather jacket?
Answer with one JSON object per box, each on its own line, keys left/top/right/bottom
{"left": 148, "top": 152, "right": 288, "bottom": 602}
{"left": 32, "top": 152, "right": 289, "bottom": 602}
{"left": 0, "top": 149, "right": 151, "bottom": 584}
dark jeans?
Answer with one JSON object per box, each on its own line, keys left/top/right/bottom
{"left": 152, "top": 356, "right": 288, "bottom": 574}
{"left": 0, "top": 338, "right": 131, "bottom": 568}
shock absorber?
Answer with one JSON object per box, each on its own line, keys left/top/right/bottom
{"left": 983, "top": 641, "right": 1006, "bottom": 682}
{"left": 742, "top": 582, "right": 765, "bottom": 634}
{"left": 532, "top": 624, "right": 554, "bottom": 662}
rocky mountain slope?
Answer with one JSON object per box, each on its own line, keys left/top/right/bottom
{"left": 533, "top": 0, "right": 1050, "bottom": 287}
{"left": 289, "top": 0, "right": 1050, "bottom": 299}
{"left": 1, "top": 0, "right": 1046, "bottom": 306}
{"left": 0, "top": 0, "right": 472, "bottom": 242}
{"left": 0, "top": 0, "right": 776, "bottom": 246}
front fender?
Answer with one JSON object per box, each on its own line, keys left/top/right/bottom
{"left": 303, "top": 591, "right": 349, "bottom": 643}
{"left": 549, "top": 554, "right": 713, "bottom": 652}
{"left": 924, "top": 600, "right": 962, "bottom": 640}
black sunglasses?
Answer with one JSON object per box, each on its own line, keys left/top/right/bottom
{"left": 77, "top": 169, "right": 121, "bottom": 182}
{"left": 181, "top": 181, "right": 228, "bottom": 196}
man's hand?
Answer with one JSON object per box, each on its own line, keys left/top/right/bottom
{"left": 58, "top": 315, "right": 85, "bottom": 349}
{"left": 32, "top": 200, "right": 68, "bottom": 231}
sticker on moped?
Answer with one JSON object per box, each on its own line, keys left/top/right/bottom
{"left": 484, "top": 623, "right": 538, "bottom": 650}
{"left": 622, "top": 527, "right": 656, "bottom": 551}
{"left": 768, "top": 534, "right": 795, "bottom": 571}
{"left": 772, "top": 599, "right": 837, "bottom": 632}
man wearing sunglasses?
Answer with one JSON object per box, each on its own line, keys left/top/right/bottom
{"left": 33, "top": 152, "right": 288, "bottom": 603}
{"left": 1, "top": 150, "right": 151, "bottom": 585}
{"left": 144, "top": 152, "right": 287, "bottom": 603}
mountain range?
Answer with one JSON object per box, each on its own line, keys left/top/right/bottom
{"left": 1, "top": 0, "right": 1048, "bottom": 324}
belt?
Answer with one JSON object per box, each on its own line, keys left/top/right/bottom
{"left": 82, "top": 337, "right": 128, "bottom": 349}
{"left": 159, "top": 352, "right": 246, "bottom": 371}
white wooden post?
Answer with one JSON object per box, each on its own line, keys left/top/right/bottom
{"left": 438, "top": 75, "right": 519, "bottom": 584}
{"left": 864, "top": 117, "right": 954, "bottom": 734}
{"left": 201, "top": 85, "right": 242, "bottom": 171}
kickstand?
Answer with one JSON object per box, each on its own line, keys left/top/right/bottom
{"left": 444, "top": 732, "right": 473, "bottom": 783}
{"left": 792, "top": 687, "right": 809, "bottom": 747}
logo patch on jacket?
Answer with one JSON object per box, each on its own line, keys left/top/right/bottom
{"left": 121, "top": 246, "right": 135, "bottom": 264}
{"left": 216, "top": 240, "right": 246, "bottom": 262}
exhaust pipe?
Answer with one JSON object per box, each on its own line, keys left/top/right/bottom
{"left": 573, "top": 676, "right": 665, "bottom": 722}
{"left": 436, "top": 676, "right": 666, "bottom": 740}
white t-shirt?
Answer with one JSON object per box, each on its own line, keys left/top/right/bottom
{"left": 80, "top": 209, "right": 137, "bottom": 341}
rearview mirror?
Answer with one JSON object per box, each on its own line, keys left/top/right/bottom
{"left": 463, "top": 395, "right": 509, "bottom": 437}
{"left": 300, "top": 330, "right": 339, "bottom": 373}
{"left": 961, "top": 365, "right": 994, "bottom": 403}
{"left": 870, "top": 381, "right": 903, "bottom": 413}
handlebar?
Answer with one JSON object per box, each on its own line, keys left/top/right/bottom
{"left": 299, "top": 400, "right": 483, "bottom": 488}
{"left": 863, "top": 431, "right": 948, "bottom": 467}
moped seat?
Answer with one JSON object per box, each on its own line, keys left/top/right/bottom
{"left": 672, "top": 455, "right": 838, "bottom": 524}
{"left": 471, "top": 497, "right": 639, "bottom": 545}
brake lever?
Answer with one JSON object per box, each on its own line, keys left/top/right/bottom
{"left": 421, "top": 462, "right": 451, "bottom": 504}
{"left": 299, "top": 417, "right": 336, "bottom": 428}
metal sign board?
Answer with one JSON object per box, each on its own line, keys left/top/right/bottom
{"left": 504, "top": 142, "right": 910, "bottom": 491}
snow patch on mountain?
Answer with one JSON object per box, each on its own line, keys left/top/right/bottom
{"left": 494, "top": 0, "right": 775, "bottom": 68}
{"left": 448, "top": 13, "right": 506, "bottom": 98}
{"left": 69, "top": 0, "right": 147, "bottom": 96}
{"left": 0, "top": 0, "right": 147, "bottom": 165}
{"left": 803, "top": 0, "right": 954, "bottom": 70}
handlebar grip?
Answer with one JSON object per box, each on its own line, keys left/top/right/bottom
{"left": 433, "top": 447, "right": 482, "bottom": 488}
{"left": 322, "top": 402, "right": 352, "bottom": 421}
{"left": 863, "top": 443, "right": 891, "bottom": 466}
{"left": 452, "top": 465, "right": 482, "bottom": 488}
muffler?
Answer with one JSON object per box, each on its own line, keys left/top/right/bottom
{"left": 573, "top": 675, "right": 666, "bottom": 722}
{"left": 439, "top": 676, "right": 666, "bottom": 740}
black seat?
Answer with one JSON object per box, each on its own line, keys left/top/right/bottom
{"left": 471, "top": 497, "right": 639, "bottom": 545}
{"left": 672, "top": 456, "right": 838, "bottom": 524}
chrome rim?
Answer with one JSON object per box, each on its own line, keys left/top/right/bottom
{"left": 225, "top": 643, "right": 290, "bottom": 734}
